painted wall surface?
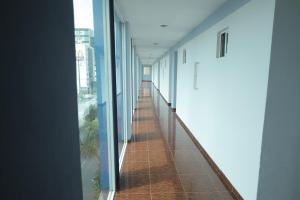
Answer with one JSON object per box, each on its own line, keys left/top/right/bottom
{"left": 132, "top": 48, "right": 142, "bottom": 109}
{"left": 175, "top": 1, "right": 275, "bottom": 199}
{"left": 152, "top": 62, "right": 159, "bottom": 89}
{"left": 131, "top": 47, "right": 136, "bottom": 109}
{"left": 151, "top": 65, "right": 155, "bottom": 84}
{"left": 159, "top": 55, "right": 170, "bottom": 102}
{"left": 168, "top": 51, "right": 178, "bottom": 108}
{"left": 136, "top": 57, "right": 141, "bottom": 98}
{"left": 125, "top": 22, "right": 133, "bottom": 139}
{"left": 257, "top": 1, "right": 300, "bottom": 199}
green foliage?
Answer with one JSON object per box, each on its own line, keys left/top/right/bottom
{"left": 80, "top": 104, "right": 99, "bottom": 159}
{"left": 93, "top": 173, "right": 101, "bottom": 200}
{"left": 85, "top": 104, "right": 98, "bottom": 122}
{"left": 79, "top": 104, "right": 101, "bottom": 196}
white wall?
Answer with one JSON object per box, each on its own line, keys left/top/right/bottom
{"left": 152, "top": 62, "right": 159, "bottom": 88}
{"left": 176, "top": 1, "right": 275, "bottom": 200}
{"left": 136, "top": 57, "right": 141, "bottom": 99}
{"left": 159, "top": 55, "right": 170, "bottom": 102}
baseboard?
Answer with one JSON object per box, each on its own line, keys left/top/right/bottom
{"left": 106, "top": 191, "right": 115, "bottom": 200}
{"left": 119, "top": 142, "right": 127, "bottom": 172}
{"left": 152, "top": 82, "right": 159, "bottom": 91}
{"left": 150, "top": 82, "right": 242, "bottom": 199}
{"left": 158, "top": 90, "right": 171, "bottom": 106}
{"left": 150, "top": 82, "right": 171, "bottom": 106}
{"left": 174, "top": 113, "right": 244, "bottom": 200}
{"left": 161, "top": 94, "right": 169, "bottom": 105}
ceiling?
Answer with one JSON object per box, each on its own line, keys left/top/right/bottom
{"left": 115, "top": 0, "right": 228, "bottom": 65}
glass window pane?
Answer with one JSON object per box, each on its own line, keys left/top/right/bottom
{"left": 144, "top": 67, "right": 151, "bottom": 75}
{"left": 114, "top": 15, "right": 125, "bottom": 157}
{"left": 73, "top": 0, "right": 116, "bottom": 199}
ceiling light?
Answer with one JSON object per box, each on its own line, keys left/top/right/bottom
{"left": 160, "top": 24, "right": 168, "bottom": 28}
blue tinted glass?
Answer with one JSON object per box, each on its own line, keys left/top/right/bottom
{"left": 73, "top": 0, "right": 112, "bottom": 199}
{"left": 114, "top": 15, "right": 125, "bottom": 156}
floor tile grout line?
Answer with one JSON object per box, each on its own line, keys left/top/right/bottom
{"left": 148, "top": 146, "right": 152, "bottom": 200}
{"left": 149, "top": 83, "right": 196, "bottom": 199}
{"left": 145, "top": 91, "right": 153, "bottom": 200}
{"left": 147, "top": 84, "right": 180, "bottom": 199}
{"left": 138, "top": 89, "right": 152, "bottom": 199}
{"left": 121, "top": 83, "right": 232, "bottom": 199}
{"left": 150, "top": 82, "right": 235, "bottom": 199}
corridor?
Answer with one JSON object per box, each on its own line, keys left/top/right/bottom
{"left": 4, "top": 0, "right": 300, "bottom": 200}
{"left": 115, "top": 82, "right": 234, "bottom": 200}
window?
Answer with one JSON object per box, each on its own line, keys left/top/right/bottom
{"left": 183, "top": 49, "right": 187, "bottom": 64}
{"left": 73, "top": 0, "right": 118, "bottom": 198}
{"left": 144, "top": 67, "right": 151, "bottom": 75}
{"left": 217, "top": 28, "right": 229, "bottom": 58}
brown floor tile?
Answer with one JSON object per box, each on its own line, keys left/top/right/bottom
{"left": 126, "top": 142, "right": 149, "bottom": 151}
{"left": 150, "top": 161, "right": 178, "bottom": 175}
{"left": 174, "top": 159, "right": 213, "bottom": 175}
{"left": 149, "top": 150, "right": 173, "bottom": 163}
{"left": 121, "top": 161, "right": 149, "bottom": 176}
{"left": 134, "top": 127, "right": 158, "bottom": 135}
{"left": 134, "top": 111, "right": 154, "bottom": 117}
{"left": 131, "top": 134, "right": 148, "bottom": 143}
{"left": 135, "top": 106, "right": 152, "bottom": 111}
{"left": 150, "top": 173, "right": 184, "bottom": 193}
{"left": 119, "top": 174, "right": 150, "bottom": 194}
{"left": 151, "top": 193, "right": 187, "bottom": 200}
{"left": 114, "top": 193, "right": 151, "bottom": 200}
{"left": 172, "top": 150, "right": 204, "bottom": 163}
{"left": 168, "top": 142, "right": 199, "bottom": 151}
{"left": 117, "top": 83, "right": 235, "bottom": 200}
{"left": 148, "top": 140, "right": 169, "bottom": 151}
{"left": 125, "top": 150, "right": 149, "bottom": 162}
{"left": 213, "top": 191, "right": 234, "bottom": 200}
{"left": 185, "top": 192, "right": 216, "bottom": 200}
{"left": 147, "top": 132, "right": 163, "bottom": 140}
{"left": 133, "top": 116, "right": 155, "bottom": 122}
{"left": 179, "top": 174, "right": 214, "bottom": 193}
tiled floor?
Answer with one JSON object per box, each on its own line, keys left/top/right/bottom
{"left": 115, "top": 82, "right": 234, "bottom": 200}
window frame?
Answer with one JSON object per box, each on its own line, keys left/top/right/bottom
{"left": 217, "top": 28, "right": 229, "bottom": 58}
{"left": 183, "top": 49, "right": 187, "bottom": 64}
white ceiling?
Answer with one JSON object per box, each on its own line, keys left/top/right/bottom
{"left": 115, "top": 0, "right": 228, "bottom": 65}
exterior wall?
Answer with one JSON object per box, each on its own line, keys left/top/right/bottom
{"left": 75, "top": 28, "right": 94, "bottom": 45}
{"left": 257, "top": 1, "right": 300, "bottom": 199}
{"left": 75, "top": 43, "right": 95, "bottom": 94}
{"left": 175, "top": 1, "right": 275, "bottom": 199}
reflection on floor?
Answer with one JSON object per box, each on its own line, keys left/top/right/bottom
{"left": 115, "top": 82, "right": 234, "bottom": 200}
